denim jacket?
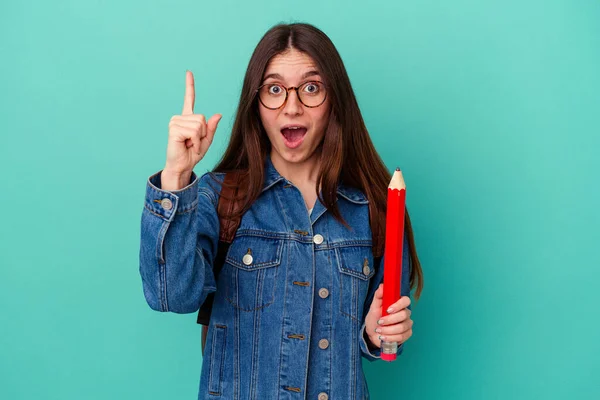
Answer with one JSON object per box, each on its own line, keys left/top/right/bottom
{"left": 139, "top": 156, "right": 412, "bottom": 400}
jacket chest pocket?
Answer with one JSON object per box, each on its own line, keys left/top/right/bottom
{"left": 224, "top": 236, "right": 283, "bottom": 311}
{"left": 335, "top": 245, "right": 375, "bottom": 323}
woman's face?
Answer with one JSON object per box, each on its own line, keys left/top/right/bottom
{"left": 258, "top": 48, "right": 331, "bottom": 167}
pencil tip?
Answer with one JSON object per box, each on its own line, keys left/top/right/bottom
{"left": 396, "top": 167, "right": 401, "bottom": 171}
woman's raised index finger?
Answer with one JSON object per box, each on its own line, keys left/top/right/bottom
{"left": 182, "top": 70, "right": 195, "bottom": 115}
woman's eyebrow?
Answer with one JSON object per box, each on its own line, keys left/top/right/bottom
{"left": 262, "top": 70, "right": 321, "bottom": 82}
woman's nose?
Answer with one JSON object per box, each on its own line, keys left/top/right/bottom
{"left": 283, "top": 89, "right": 303, "bottom": 115}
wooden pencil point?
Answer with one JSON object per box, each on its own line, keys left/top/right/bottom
{"left": 388, "top": 169, "right": 406, "bottom": 190}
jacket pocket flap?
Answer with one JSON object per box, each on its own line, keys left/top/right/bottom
{"left": 335, "top": 245, "right": 375, "bottom": 280}
{"left": 225, "top": 236, "right": 283, "bottom": 270}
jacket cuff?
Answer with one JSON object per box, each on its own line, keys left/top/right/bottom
{"left": 144, "top": 170, "right": 199, "bottom": 222}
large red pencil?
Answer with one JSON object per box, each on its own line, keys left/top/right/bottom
{"left": 381, "top": 168, "right": 406, "bottom": 362}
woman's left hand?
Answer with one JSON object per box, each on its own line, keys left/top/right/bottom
{"left": 364, "top": 284, "right": 413, "bottom": 348}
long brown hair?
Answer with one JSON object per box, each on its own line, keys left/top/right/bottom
{"left": 210, "top": 23, "right": 423, "bottom": 300}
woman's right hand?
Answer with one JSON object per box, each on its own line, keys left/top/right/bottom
{"left": 162, "top": 70, "right": 222, "bottom": 189}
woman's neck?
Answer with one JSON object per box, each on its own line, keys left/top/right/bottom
{"left": 270, "top": 151, "right": 321, "bottom": 188}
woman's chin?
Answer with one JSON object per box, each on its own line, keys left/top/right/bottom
{"left": 273, "top": 147, "right": 310, "bottom": 165}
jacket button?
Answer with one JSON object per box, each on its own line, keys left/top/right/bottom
{"left": 318, "top": 339, "right": 329, "bottom": 349}
{"left": 313, "top": 234, "right": 324, "bottom": 244}
{"left": 363, "top": 265, "right": 371, "bottom": 276}
{"left": 242, "top": 254, "right": 253, "bottom": 265}
{"left": 160, "top": 198, "right": 173, "bottom": 210}
{"left": 318, "top": 288, "right": 329, "bottom": 299}
{"left": 318, "top": 392, "right": 328, "bottom": 400}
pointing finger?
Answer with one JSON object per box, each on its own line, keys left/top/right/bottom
{"left": 182, "top": 70, "right": 195, "bottom": 115}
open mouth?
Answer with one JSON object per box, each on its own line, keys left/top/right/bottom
{"left": 280, "top": 126, "right": 307, "bottom": 149}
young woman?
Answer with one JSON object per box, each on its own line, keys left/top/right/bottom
{"left": 140, "top": 23, "right": 423, "bottom": 400}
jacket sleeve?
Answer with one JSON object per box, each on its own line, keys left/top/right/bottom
{"left": 139, "top": 169, "right": 221, "bottom": 313}
{"left": 359, "top": 229, "right": 412, "bottom": 361}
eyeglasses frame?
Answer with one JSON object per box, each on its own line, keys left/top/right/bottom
{"left": 255, "top": 80, "right": 328, "bottom": 110}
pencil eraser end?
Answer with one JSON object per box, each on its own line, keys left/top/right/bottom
{"left": 380, "top": 341, "right": 398, "bottom": 362}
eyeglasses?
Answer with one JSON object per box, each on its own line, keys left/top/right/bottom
{"left": 256, "top": 81, "right": 328, "bottom": 110}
